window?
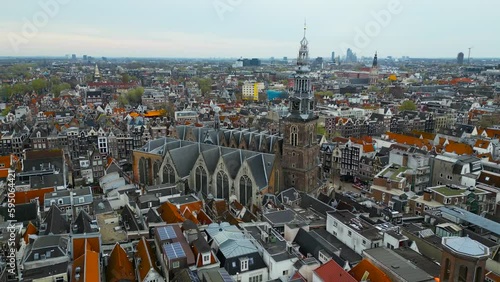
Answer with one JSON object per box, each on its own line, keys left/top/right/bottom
{"left": 249, "top": 274, "right": 263, "bottom": 282}
{"left": 283, "top": 270, "right": 289, "bottom": 276}
{"left": 163, "top": 164, "right": 175, "bottom": 184}
{"left": 240, "top": 258, "right": 249, "bottom": 272}
{"left": 458, "top": 265, "right": 468, "bottom": 282}
{"left": 362, "top": 240, "right": 366, "bottom": 245}
{"left": 444, "top": 198, "right": 451, "bottom": 204}
{"left": 290, "top": 126, "right": 298, "bottom": 146}
{"left": 203, "top": 253, "right": 211, "bottom": 265}
{"left": 239, "top": 175, "right": 253, "bottom": 206}
{"left": 216, "top": 171, "right": 229, "bottom": 199}
{"left": 79, "top": 197, "right": 84, "bottom": 204}
{"left": 348, "top": 230, "right": 352, "bottom": 237}
{"left": 172, "top": 261, "right": 180, "bottom": 269}
{"left": 195, "top": 166, "right": 208, "bottom": 196}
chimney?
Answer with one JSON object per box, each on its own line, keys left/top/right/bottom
{"left": 423, "top": 190, "right": 432, "bottom": 202}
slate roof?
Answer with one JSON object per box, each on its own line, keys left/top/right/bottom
{"left": 42, "top": 205, "right": 69, "bottom": 235}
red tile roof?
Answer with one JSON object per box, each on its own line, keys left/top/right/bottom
{"left": 386, "top": 132, "right": 433, "bottom": 150}
{"left": 444, "top": 141, "right": 473, "bottom": 155}
{"left": 474, "top": 139, "right": 491, "bottom": 149}
{"left": 314, "top": 259, "right": 357, "bottom": 282}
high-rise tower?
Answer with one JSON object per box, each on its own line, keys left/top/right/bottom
{"left": 282, "top": 23, "right": 320, "bottom": 193}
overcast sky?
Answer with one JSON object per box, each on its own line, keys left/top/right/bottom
{"left": 0, "top": 0, "right": 498, "bottom": 59}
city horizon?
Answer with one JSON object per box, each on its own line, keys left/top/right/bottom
{"left": 1, "top": 0, "right": 499, "bottom": 59}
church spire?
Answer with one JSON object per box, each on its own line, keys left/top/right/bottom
{"left": 372, "top": 51, "right": 378, "bottom": 68}
{"left": 297, "top": 20, "right": 309, "bottom": 68}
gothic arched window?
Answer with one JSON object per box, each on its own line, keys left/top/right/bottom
{"left": 163, "top": 164, "right": 175, "bottom": 184}
{"left": 458, "top": 265, "right": 468, "bottom": 282}
{"left": 239, "top": 175, "right": 253, "bottom": 205}
{"left": 216, "top": 171, "right": 229, "bottom": 199}
{"left": 139, "top": 158, "right": 149, "bottom": 186}
{"left": 153, "top": 161, "right": 160, "bottom": 185}
{"left": 195, "top": 166, "right": 208, "bottom": 196}
{"left": 290, "top": 126, "right": 298, "bottom": 146}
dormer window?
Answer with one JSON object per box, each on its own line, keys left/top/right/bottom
{"left": 202, "top": 253, "right": 211, "bottom": 265}
{"left": 240, "top": 258, "right": 249, "bottom": 272}
{"left": 37, "top": 131, "right": 41, "bottom": 138}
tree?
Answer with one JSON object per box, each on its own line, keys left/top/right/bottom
{"left": 198, "top": 78, "right": 213, "bottom": 95}
{"left": 52, "top": 83, "right": 71, "bottom": 97}
{"left": 121, "top": 73, "right": 131, "bottom": 83}
{"left": 0, "top": 86, "right": 13, "bottom": 102}
{"left": 31, "top": 79, "right": 47, "bottom": 93}
{"left": 399, "top": 100, "right": 417, "bottom": 111}
{"left": 123, "top": 87, "right": 144, "bottom": 106}
{"left": 478, "top": 113, "right": 500, "bottom": 128}
{"left": 1, "top": 106, "right": 11, "bottom": 116}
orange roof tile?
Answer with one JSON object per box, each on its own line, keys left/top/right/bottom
{"left": 363, "top": 144, "right": 375, "bottom": 153}
{"left": 15, "top": 188, "right": 54, "bottom": 205}
{"left": 72, "top": 237, "right": 100, "bottom": 260}
{"left": 474, "top": 139, "right": 491, "bottom": 149}
{"left": 136, "top": 237, "right": 160, "bottom": 282}
{"left": 485, "top": 271, "right": 500, "bottom": 282}
{"left": 484, "top": 128, "right": 500, "bottom": 139}
{"left": 72, "top": 249, "right": 100, "bottom": 282}
{"left": 23, "top": 222, "right": 38, "bottom": 244}
{"left": 349, "top": 259, "right": 392, "bottom": 282}
{"left": 314, "top": 259, "right": 357, "bottom": 282}
{"left": 444, "top": 141, "right": 473, "bottom": 155}
{"left": 157, "top": 202, "right": 184, "bottom": 223}
{"left": 386, "top": 132, "right": 433, "bottom": 150}
{"left": 107, "top": 243, "right": 135, "bottom": 282}
{"left": 197, "top": 210, "right": 213, "bottom": 225}
{"left": 183, "top": 209, "right": 199, "bottom": 225}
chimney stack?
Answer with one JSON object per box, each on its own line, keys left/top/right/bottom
{"left": 423, "top": 190, "right": 432, "bottom": 202}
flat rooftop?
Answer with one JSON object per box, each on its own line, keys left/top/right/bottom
{"left": 364, "top": 248, "right": 435, "bottom": 282}
{"left": 97, "top": 212, "right": 127, "bottom": 244}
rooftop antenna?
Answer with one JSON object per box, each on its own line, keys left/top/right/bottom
{"left": 468, "top": 47, "right": 473, "bottom": 65}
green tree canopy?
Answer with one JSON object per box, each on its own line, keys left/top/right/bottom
{"left": 121, "top": 87, "right": 144, "bottom": 106}
{"left": 399, "top": 100, "right": 417, "bottom": 111}
{"left": 121, "top": 73, "right": 131, "bottom": 83}
{"left": 316, "top": 91, "right": 334, "bottom": 97}
{"left": 1, "top": 106, "right": 11, "bottom": 116}
{"left": 31, "top": 78, "right": 47, "bottom": 93}
{"left": 196, "top": 78, "right": 213, "bottom": 95}
{"left": 52, "top": 83, "right": 71, "bottom": 97}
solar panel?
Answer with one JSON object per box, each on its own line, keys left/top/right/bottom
{"left": 157, "top": 226, "right": 177, "bottom": 241}
{"left": 163, "top": 242, "right": 186, "bottom": 259}
{"left": 218, "top": 269, "right": 233, "bottom": 282}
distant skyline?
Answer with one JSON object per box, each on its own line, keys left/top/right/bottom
{"left": 0, "top": 0, "right": 498, "bottom": 59}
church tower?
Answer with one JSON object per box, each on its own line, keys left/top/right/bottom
{"left": 369, "top": 52, "right": 379, "bottom": 85}
{"left": 93, "top": 64, "right": 101, "bottom": 82}
{"left": 282, "top": 23, "right": 320, "bottom": 193}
